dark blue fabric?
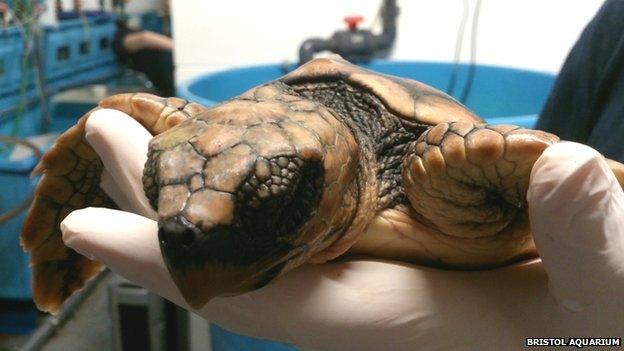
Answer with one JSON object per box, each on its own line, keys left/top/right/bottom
{"left": 537, "top": 0, "right": 624, "bottom": 162}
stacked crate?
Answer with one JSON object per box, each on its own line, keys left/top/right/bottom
{"left": 0, "top": 26, "right": 32, "bottom": 97}
{"left": 44, "top": 14, "right": 120, "bottom": 91}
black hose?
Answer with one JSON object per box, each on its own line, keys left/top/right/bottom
{"left": 298, "top": 0, "right": 399, "bottom": 64}
{"left": 298, "top": 38, "right": 331, "bottom": 65}
{"left": 375, "top": 0, "right": 398, "bottom": 48}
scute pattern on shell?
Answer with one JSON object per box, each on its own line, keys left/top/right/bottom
{"left": 281, "top": 56, "right": 482, "bottom": 126}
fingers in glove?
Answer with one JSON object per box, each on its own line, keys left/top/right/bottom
{"left": 528, "top": 142, "right": 624, "bottom": 311}
{"left": 85, "top": 109, "right": 157, "bottom": 219}
{"left": 61, "top": 208, "right": 185, "bottom": 306}
{"left": 56, "top": 207, "right": 523, "bottom": 350}
{"left": 100, "top": 169, "right": 134, "bottom": 212}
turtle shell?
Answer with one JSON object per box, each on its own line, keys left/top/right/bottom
{"left": 280, "top": 56, "right": 482, "bottom": 126}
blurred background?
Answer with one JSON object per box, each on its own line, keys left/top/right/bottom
{"left": 0, "top": 0, "right": 606, "bottom": 350}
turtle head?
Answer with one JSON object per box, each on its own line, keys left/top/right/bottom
{"left": 144, "top": 94, "right": 360, "bottom": 309}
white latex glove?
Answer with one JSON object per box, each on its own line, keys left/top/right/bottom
{"left": 61, "top": 109, "right": 624, "bottom": 351}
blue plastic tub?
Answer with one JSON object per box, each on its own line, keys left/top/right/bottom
{"left": 178, "top": 61, "right": 555, "bottom": 129}
{"left": 177, "top": 60, "right": 556, "bottom": 351}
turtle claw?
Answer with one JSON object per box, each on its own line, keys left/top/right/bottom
{"left": 100, "top": 93, "right": 207, "bottom": 134}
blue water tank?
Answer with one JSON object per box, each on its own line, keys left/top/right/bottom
{"left": 178, "top": 61, "right": 555, "bottom": 129}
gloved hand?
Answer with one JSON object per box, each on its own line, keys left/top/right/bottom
{"left": 61, "top": 109, "right": 624, "bottom": 351}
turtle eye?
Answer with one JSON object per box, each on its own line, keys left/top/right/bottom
{"left": 234, "top": 155, "right": 324, "bottom": 241}
{"left": 143, "top": 148, "right": 161, "bottom": 211}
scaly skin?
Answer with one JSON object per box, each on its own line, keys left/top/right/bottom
{"left": 405, "top": 122, "right": 560, "bottom": 238}
{"left": 403, "top": 122, "right": 558, "bottom": 267}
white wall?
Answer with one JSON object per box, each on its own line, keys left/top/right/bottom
{"left": 171, "top": 0, "right": 605, "bottom": 84}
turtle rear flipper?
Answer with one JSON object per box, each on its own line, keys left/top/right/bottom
{"left": 21, "top": 93, "right": 207, "bottom": 313}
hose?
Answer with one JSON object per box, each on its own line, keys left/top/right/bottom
{"left": 459, "top": 0, "right": 482, "bottom": 104}
{"left": 446, "top": 0, "right": 469, "bottom": 96}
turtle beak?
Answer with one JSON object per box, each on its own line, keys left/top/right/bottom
{"left": 158, "top": 216, "right": 308, "bottom": 309}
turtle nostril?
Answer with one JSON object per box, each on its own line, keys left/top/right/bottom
{"left": 181, "top": 229, "right": 195, "bottom": 247}
{"left": 158, "top": 216, "right": 200, "bottom": 248}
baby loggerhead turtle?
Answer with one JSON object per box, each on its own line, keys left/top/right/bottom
{"left": 21, "top": 56, "right": 624, "bottom": 313}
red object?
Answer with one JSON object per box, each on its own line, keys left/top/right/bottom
{"left": 344, "top": 15, "right": 364, "bottom": 31}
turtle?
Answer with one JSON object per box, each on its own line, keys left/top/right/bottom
{"left": 21, "top": 56, "right": 624, "bottom": 313}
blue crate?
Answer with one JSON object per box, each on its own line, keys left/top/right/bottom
{"left": 0, "top": 27, "right": 27, "bottom": 97}
{"left": 44, "top": 16, "right": 119, "bottom": 87}
{"left": 74, "top": 18, "right": 116, "bottom": 71}
{"left": 44, "top": 20, "right": 80, "bottom": 81}
{"left": 73, "top": 23, "right": 93, "bottom": 71}
{"left": 90, "top": 19, "right": 117, "bottom": 66}
{"left": 0, "top": 27, "right": 22, "bottom": 95}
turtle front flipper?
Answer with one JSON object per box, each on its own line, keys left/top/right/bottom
{"left": 401, "top": 122, "right": 561, "bottom": 267}
{"left": 20, "top": 93, "right": 207, "bottom": 313}
{"left": 400, "top": 122, "right": 624, "bottom": 267}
